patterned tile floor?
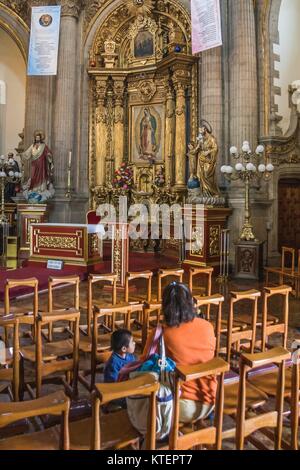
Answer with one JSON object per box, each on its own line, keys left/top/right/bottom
{"left": 0, "top": 274, "right": 299, "bottom": 449}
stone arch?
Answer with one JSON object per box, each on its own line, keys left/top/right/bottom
{"left": 0, "top": 3, "right": 29, "bottom": 63}
{"left": 0, "top": 5, "right": 28, "bottom": 155}
{"left": 0, "top": 80, "right": 6, "bottom": 105}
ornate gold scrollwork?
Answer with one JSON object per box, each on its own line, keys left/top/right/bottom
{"left": 209, "top": 225, "right": 220, "bottom": 257}
{"left": 191, "top": 226, "right": 204, "bottom": 256}
{"left": 38, "top": 236, "right": 77, "bottom": 250}
{"left": 138, "top": 80, "right": 157, "bottom": 102}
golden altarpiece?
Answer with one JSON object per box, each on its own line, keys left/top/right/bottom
{"left": 88, "top": 0, "right": 196, "bottom": 255}
{"left": 87, "top": 0, "right": 230, "bottom": 268}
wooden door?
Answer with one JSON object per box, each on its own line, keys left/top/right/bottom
{"left": 278, "top": 179, "right": 300, "bottom": 251}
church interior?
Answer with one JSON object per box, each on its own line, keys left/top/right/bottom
{"left": 0, "top": 0, "right": 300, "bottom": 453}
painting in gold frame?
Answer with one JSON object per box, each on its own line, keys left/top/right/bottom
{"left": 131, "top": 104, "right": 164, "bottom": 164}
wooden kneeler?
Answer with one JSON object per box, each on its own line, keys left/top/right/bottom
{"left": 188, "top": 267, "right": 213, "bottom": 297}
{"left": 169, "top": 358, "right": 229, "bottom": 450}
{"left": 47, "top": 275, "right": 80, "bottom": 342}
{"left": 3, "top": 278, "right": 38, "bottom": 342}
{"left": 125, "top": 271, "right": 153, "bottom": 304}
{"left": 157, "top": 269, "right": 184, "bottom": 302}
{"left": 21, "top": 310, "right": 80, "bottom": 398}
{"left": 0, "top": 391, "right": 70, "bottom": 450}
{"left": 0, "top": 316, "right": 20, "bottom": 401}
{"left": 236, "top": 347, "right": 290, "bottom": 450}
{"left": 69, "top": 374, "right": 159, "bottom": 450}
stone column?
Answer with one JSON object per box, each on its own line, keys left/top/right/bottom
{"left": 200, "top": 47, "right": 223, "bottom": 176}
{"left": 95, "top": 78, "right": 107, "bottom": 187}
{"left": 24, "top": 78, "right": 51, "bottom": 148}
{"left": 52, "top": 0, "right": 81, "bottom": 192}
{"left": 173, "top": 69, "right": 189, "bottom": 191}
{"left": 113, "top": 77, "right": 126, "bottom": 171}
{"left": 229, "top": 0, "right": 258, "bottom": 150}
{"left": 164, "top": 84, "right": 175, "bottom": 185}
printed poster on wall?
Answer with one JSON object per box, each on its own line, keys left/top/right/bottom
{"left": 28, "top": 6, "right": 61, "bottom": 76}
{"left": 191, "top": 0, "right": 222, "bottom": 54}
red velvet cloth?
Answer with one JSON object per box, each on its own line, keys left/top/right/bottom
{"left": 86, "top": 211, "right": 101, "bottom": 225}
{"left": 29, "top": 145, "right": 51, "bottom": 190}
{"left": 0, "top": 253, "right": 178, "bottom": 300}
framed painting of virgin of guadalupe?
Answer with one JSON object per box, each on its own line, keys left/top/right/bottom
{"left": 131, "top": 104, "right": 164, "bottom": 164}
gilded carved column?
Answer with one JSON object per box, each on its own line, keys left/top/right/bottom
{"left": 164, "top": 84, "right": 175, "bottom": 185}
{"left": 173, "top": 70, "right": 189, "bottom": 190}
{"left": 229, "top": 0, "right": 258, "bottom": 149}
{"left": 52, "top": 0, "right": 82, "bottom": 191}
{"left": 95, "top": 78, "right": 108, "bottom": 187}
{"left": 113, "top": 78, "right": 126, "bottom": 171}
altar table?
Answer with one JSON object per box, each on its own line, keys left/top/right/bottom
{"left": 29, "top": 223, "right": 104, "bottom": 267}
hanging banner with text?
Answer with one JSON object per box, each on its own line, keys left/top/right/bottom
{"left": 191, "top": 0, "right": 222, "bottom": 54}
{"left": 28, "top": 6, "right": 61, "bottom": 76}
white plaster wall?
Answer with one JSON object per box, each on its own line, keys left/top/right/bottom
{"left": 274, "top": 0, "right": 300, "bottom": 135}
{"left": 0, "top": 27, "right": 26, "bottom": 155}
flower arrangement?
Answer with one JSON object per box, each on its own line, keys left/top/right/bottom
{"left": 154, "top": 166, "right": 165, "bottom": 187}
{"left": 112, "top": 162, "right": 133, "bottom": 190}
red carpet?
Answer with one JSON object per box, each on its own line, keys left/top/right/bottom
{"left": 0, "top": 265, "right": 86, "bottom": 301}
{"left": 0, "top": 252, "right": 179, "bottom": 300}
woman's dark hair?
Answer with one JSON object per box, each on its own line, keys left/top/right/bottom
{"left": 162, "top": 282, "right": 196, "bottom": 327}
{"left": 111, "top": 329, "right": 132, "bottom": 352}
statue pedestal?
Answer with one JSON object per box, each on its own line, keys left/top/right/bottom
{"left": 17, "top": 204, "right": 48, "bottom": 262}
{"left": 183, "top": 206, "right": 232, "bottom": 275}
{"left": 234, "top": 240, "right": 264, "bottom": 281}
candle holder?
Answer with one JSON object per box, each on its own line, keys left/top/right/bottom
{"left": 65, "top": 151, "right": 72, "bottom": 199}
{"left": 217, "top": 229, "right": 230, "bottom": 283}
{"left": 221, "top": 143, "right": 274, "bottom": 242}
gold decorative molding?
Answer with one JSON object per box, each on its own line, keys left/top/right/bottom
{"left": 191, "top": 226, "right": 204, "bottom": 257}
{"left": 38, "top": 235, "right": 78, "bottom": 250}
{"left": 58, "top": 0, "right": 83, "bottom": 18}
{"left": 87, "top": 0, "right": 193, "bottom": 207}
{"left": 138, "top": 80, "right": 157, "bottom": 102}
{"left": 209, "top": 225, "right": 220, "bottom": 257}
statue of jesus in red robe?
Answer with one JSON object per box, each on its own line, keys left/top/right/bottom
{"left": 22, "top": 130, "right": 54, "bottom": 201}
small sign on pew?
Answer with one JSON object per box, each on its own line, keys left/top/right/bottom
{"left": 47, "top": 259, "right": 64, "bottom": 270}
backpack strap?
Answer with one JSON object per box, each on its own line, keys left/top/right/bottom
{"left": 148, "top": 324, "right": 163, "bottom": 356}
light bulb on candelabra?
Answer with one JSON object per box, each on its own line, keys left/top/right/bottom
{"left": 266, "top": 163, "right": 274, "bottom": 172}
{"left": 230, "top": 146, "right": 238, "bottom": 156}
{"left": 246, "top": 163, "right": 256, "bottom": 172}
{"left": 242, "top": 143, "right": 251, "bottom": 153}
{"left": 235, "top": 163, "right": 244, "bottom": 172}
{"left": 256, "top": 145, "right": 265, "bottom": 154}
{"left": 258, "top": 164, "right": 266, "bottom": 173}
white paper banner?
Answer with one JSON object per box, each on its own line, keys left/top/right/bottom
{"left": 191, "top": 0, "right": 222, "bottom": 54}
{"left": 28, "top": 6, "right": 61, "bottom": 76}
